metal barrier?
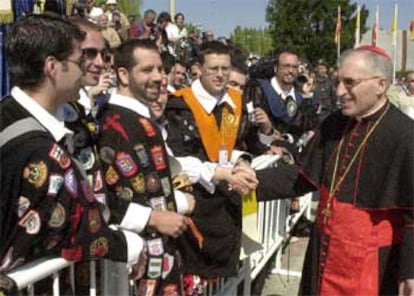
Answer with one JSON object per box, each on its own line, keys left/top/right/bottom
{"left": 6, "top": 194, "right": 312, "bottom": 295}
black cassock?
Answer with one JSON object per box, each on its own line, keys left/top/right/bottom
{"left": 257, "top": 102, "right": 414, "bottom": 295}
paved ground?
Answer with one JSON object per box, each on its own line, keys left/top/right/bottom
{"left": 260, "top": 201, "right": 317, "bottom": 296}
{"left": 260, "top": 236, "right": 309, "bottom": 296}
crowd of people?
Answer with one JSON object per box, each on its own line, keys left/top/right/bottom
{"left": 0, "top": 1, "right": 413, "bottom": 296}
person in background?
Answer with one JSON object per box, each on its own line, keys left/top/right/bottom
{"left": 104, "top": 0, "right": 130, "bottom": 41}
{"left": 188, "top": 59, "right": 202, "bottom": 82}
{"left": 167, "top": 59, "right": 189, "bottom": 93}
{"left": 97, "top": 13, "right": 121, "bottom": 49}
{"left": 256, "top": 45, "right": 414, "bottom": 295}
{"left": 97, "top": 39, "right": 194, "bottom": 295}
{"left": 165, "top": 12, "right": 188, "bottom": 45}
{"left": 135, "top": 9, "right": 157, "bottom": 40}
{"left": 0, "top": 14, "right": 145, "bottom": 294}
{"left": 227, "top": 61, "right": 248, "bottom": 95}
{"left": 390, "top": 71, "right": 414, "bottom": 119}
{"left": 313, "top": 58, "right": 336, "bottom": 122}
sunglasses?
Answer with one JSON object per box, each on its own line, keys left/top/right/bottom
{"left": 82, "top": 48, "right": 111, "bottom": 63}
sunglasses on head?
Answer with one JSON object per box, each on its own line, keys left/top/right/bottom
{"left": 82, "top": 48, "right": 111, "bottom": 63}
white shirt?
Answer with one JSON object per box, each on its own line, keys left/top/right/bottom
{"left": 270, "top": 76, "right": 298, "bottom": 101}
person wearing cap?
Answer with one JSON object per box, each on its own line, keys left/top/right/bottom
{"left": 104, "top": 0, "right": 130, "bottom": 41}
{"left": 255, "top": 45, "right": 414, "bottom": 295}
{"left": 314, "top": 58, "right": 337, "bottom": 122}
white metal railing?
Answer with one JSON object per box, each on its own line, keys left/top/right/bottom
{"left": 6, "top": 193, "right": 312, "bottom": 295}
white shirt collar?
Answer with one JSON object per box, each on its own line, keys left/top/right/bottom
{"left": 78, "top": 87, "right": 92, "bottom": 115}
{"left": 270, "top": 77, "right": 297, "bottom": 101}
{"left": 11, "top": 86, "right": 73, "bottom": 142}
{"left": 108, "top": 91, "right": 151, "bottom": 118}
{"left": 191, "top": 79, "right": 236, "bottom": 114}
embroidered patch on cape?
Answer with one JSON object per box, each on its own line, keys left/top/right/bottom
{"left": 151, "top": 145, "right": 166, "bottom": 171}
{"left": 115, "top": 151, "right": 138, "bottom": 177}
{"left": 23, "top": 161, "right": 48, "bottom": 188}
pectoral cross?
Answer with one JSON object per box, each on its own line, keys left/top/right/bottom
{"left": 322, "top": 205, "right": 331, "bottom": 224}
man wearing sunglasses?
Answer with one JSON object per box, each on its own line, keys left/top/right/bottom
{"left": 255, "top": 45, "right": 414, "bottom": 295}
{"left": 1, "top": 14, "right": 146, "bottom": 293}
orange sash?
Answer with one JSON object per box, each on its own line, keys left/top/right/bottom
{"left": 173, "top": 88, "right": 242, "bottom": 162}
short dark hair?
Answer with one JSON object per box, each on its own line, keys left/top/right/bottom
{"left": 113, "top": 38, "right": 159, "bottom": 72}
{"left": 157, "top": 11, "right": 171, "bottom": 24}
{"left": 198, "top": 41, "right": 230, "bottom": 65}
{"left": 6, "top": 13, "right": 85, "bottom": 89}
{"left": 174, "top": 12, "right": 185, "bottom": 22}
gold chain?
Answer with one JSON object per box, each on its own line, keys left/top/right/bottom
{"left": 322, "top": 104, "right": 390, "bottom": 224}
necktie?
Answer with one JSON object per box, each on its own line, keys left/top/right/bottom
{"left": 213, "top": 103, "right": 223, "bottom": 127}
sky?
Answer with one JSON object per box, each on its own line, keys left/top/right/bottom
{"left": 141, "top": 0, "right": 413, "bottom": 38}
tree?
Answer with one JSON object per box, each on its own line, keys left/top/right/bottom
{"left": 266, "top": 0, "right": 369, "bottom": 67}
{"left": 96, "top": 0, "right": 141, "bottom": 19}
{"left": 230, "top": 27, "right": 273, "bottom": 56}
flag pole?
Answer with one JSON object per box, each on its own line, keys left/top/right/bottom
{"left": 354, "top": 4, "right": 361, "bottom": 48}
{"left": 392, "top": 3, "right": 398, "bottom": 84}
{"left": 336, "top": 6, "right": 341, "bottom": 67}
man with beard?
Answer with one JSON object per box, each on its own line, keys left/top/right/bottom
{"left": 244, "top": 49, "right": 318, "bottom": 156}
{"left": 96, "top": 39, "right": 194, "bottom": 295}
{"left": 256, "top": 45, "right": 414, "bottom": 295}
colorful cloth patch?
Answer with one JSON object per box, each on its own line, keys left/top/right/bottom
{"left": 130, "top": 173, "right": 146, "bottom": 193}
{"left": 79, "top": 147, "right": 95, "bottom": 171}
{"left": 115, "top": 186, "right": 133, "bottom": 201}
{"left": 47, "top": 202, "right": 66, "bottom": 228}
{"left": 90, "top": 237, "right": 109, "bottom": 257}
{"left": 151, "top": 145, "right": 166, "bottom": 171}
{"left": 18, "top": 210, "right": 41, "bottom": 235}
{"left": 137, "top": 279, "right": 156, "bottom": 296}
{"left": 93, "top": 170, "right": 103, "bottom": 192}
{"left": 23, "top": 160, "right": 48, "bottom": 188}
{"left": 134, "top": 143, "right": 150, "bottom": 167}
{"left": 88, "top": 208, "right": 102, "bottom": 234}
{"left": 44, "top": 235, "right": 61, "bottom": 250}
{"left": 64, "top": 168, "right": 78, "bottom": 198}
{"left": 162, "top": 253, "right": 174, "bottom": 280}
{"left": 48, "top": 144, "right": 71, "bottom": 169}
{"left": 147, "top": 238, "right": 164, "bottom": 256}
{"left": 161, "top": 177, "right": 171, "bottom": 196}
{"left": 60, "top": 103, "right": 79, "bottom": 122}
{"left": 0, "top": 247, "right": 13, "bottom": 271}
{"left": 16, "top": 196, "right": 30, "bottom": 218}
{"left": 162, "top": 283, "right": 178, "bottom": 296}
{"left": 149, "top": 196, "right": 167, "bottom": 211}
{"left": 99, "top": 146, "right": 116, "bottom": 164}
{"left": 47, "top": 174, "right": 64, "bottom": 197}
{"left": 94, "top": 193, "right": 106, "bottom": 205}
{"left": 167, "top": 202, "right": 175, "bottom": 211}
{"left": 115, "top": 151, "right": 138, "bottom": 177}
{"left": 139, "top": 118, "right": 156, "bottom": 137}
{"left": 81, "top": 180, "right": 95, "bottom": 203}
{"left": 146, "top": 172, "right": 161, "bottom": 193}
{"left": 147, "top": 257, "right": 163, "bottom": 279}
{"left": 105, "top": 166, "right": 119, "bottom": 185}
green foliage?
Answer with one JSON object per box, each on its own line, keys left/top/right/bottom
{"left": 230, "top": 27, "right": 273, "bottom": 57}
{"left": 96, "top": 0, "right": 141, "bottom": 20}
{"left": 265, "top": 0, "right": 369, "bottom": 67}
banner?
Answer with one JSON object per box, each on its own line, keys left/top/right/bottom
{"left": 372, "top": 5, "right": 379, "bottom": 45}
{"left": 410, "top": 19, "right": 414, "bottom": 41}
{"left": 354, "top": 5, "right": 360, "bottom": 48}
{"left": 334, "top": 6, "right": 341, "bottom": 44}
{"left": 391, "top": 4, "right": 398, "bottom": 46}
